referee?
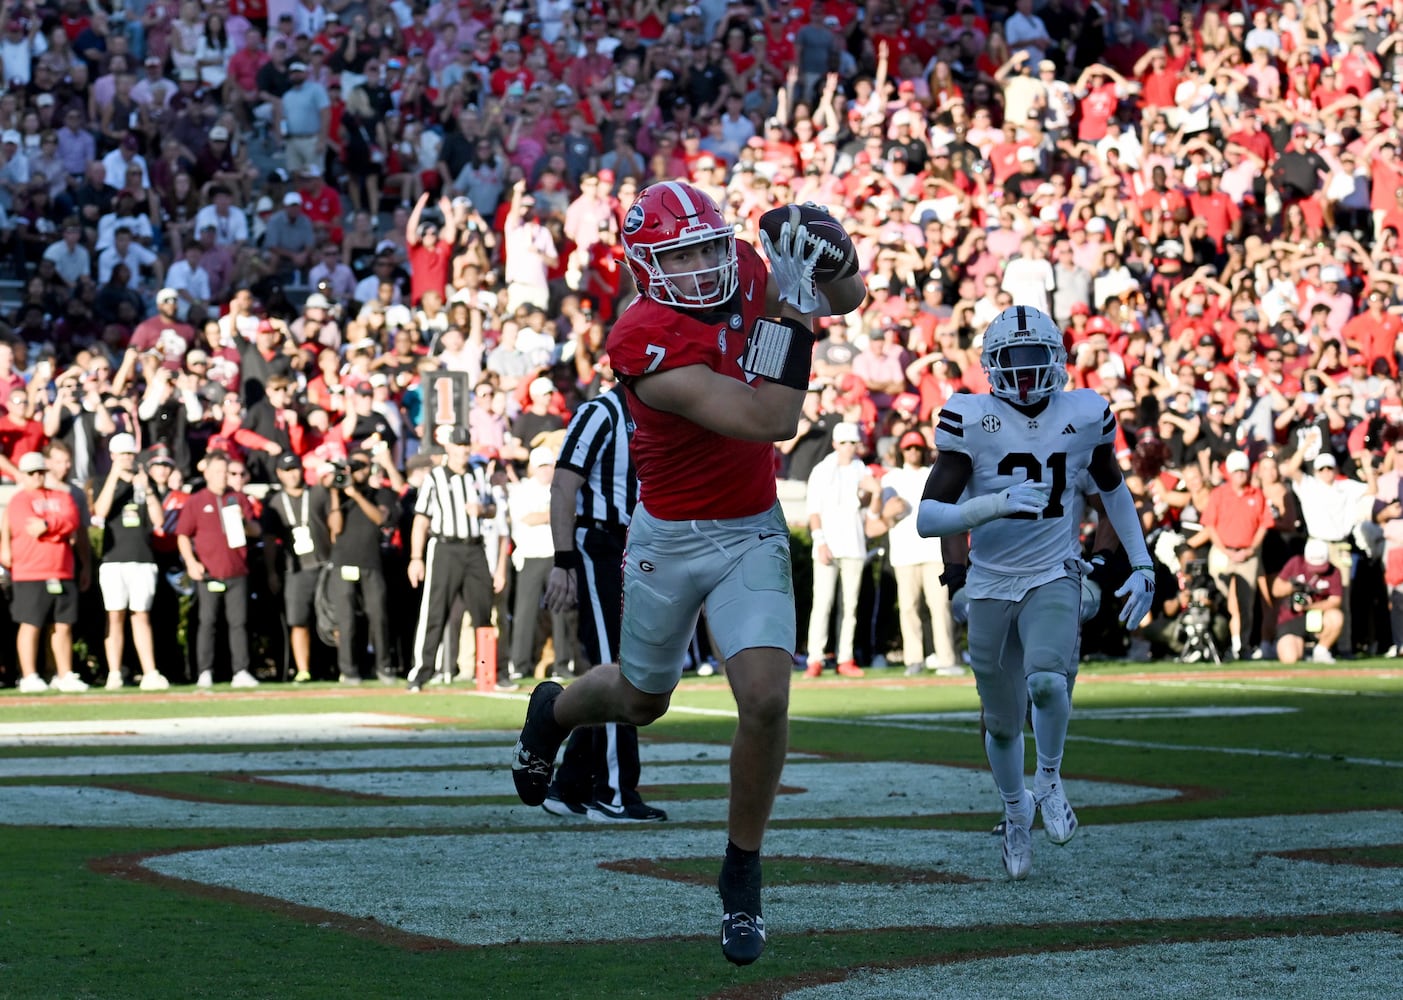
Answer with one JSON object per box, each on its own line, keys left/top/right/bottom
{"left": 541, "top": 386, "right": 666, "bottom": 822}
{"left": 406, "top": 427, "right": 509, "bottom": 692}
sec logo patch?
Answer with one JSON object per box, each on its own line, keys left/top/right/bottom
{"left": 982, "top": 415, "right": 1002, "bottom": 433}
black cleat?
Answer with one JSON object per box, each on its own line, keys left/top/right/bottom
{"left": 718, "top": 854, "right": 765, "bottom": 965}
{"left": 720, "top": 911, "right": 767, "bottom": 966}
{"left": 511, "top": 681, "right": 565, "bottom": 806}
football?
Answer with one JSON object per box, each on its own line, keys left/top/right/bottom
{"left": 758, "top": 203, "right": 859, "bottom": 282}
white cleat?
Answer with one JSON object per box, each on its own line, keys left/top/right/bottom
{"left": 1002, "top": 791, "right": 1034, "bottom": 880}
{"left": 230, "top": 670, "right": 261, "bottom": 689}
{"left": 1035, "top": 778, "right": 1079, "bottom": 845}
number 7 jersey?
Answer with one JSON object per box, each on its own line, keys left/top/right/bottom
{"left": 935, "top": 388, "right": 1116, "bottom": 601}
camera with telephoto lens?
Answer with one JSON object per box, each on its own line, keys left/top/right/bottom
{"left": 1290, "top": 577, "right": 1312, "bottom": 612}
{"left": 329, "top": 460, "right": 351, "bottom": 489}
{"left": 1175, "top": 558, "right": 1224, "bottom": 663}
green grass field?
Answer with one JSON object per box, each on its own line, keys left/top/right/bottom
{"left": 2, "top": 659, "right": 1400, "bottom": 999}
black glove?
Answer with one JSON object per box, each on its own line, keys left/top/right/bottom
{"left": 939, "top": 563, "right": 967, "bottom": 597}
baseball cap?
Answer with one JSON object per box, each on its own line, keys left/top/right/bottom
{"left": 1303, "top": 538, "right": 1330, "bottom": 567}
{"left": 1016, "top": 147, "right": 1039, "bottom": 163}
{"left": 528, "top": 445, "right": 556, "bottom": 468}
{"left": 209, "top": 126, "right": 230, "bottom": 141}
{"left": 1314, "top": 454, "right": 1337, "bottom": 470}
{"left": 832, "top": 422, "right": 862, "bottom": 444}
{"left": 156, "top": 287, "right": 179, "bottom": 303}
{"left": 899, "top": 431, "right": 927, "bottom": 450}
{"left": 145, "top": 447, "right": 175, "bottom": 467}
{"left": 305, "top": 292, "right": 331, "bottom": 310}
{"left": 289, "top": 61, "right": 308, "bottom": 72}
{"left": 1086, "top": 218, "right": 1108, "bottom": 233}
{"left": 893, "top": 392, "right": 920, "bottom": 413}
{"left": 283, "top": 192, "right": 302, "bottom": 207}
{"left": 109, "top": 433, "right": 139, "bottom": 455}
{"left": 1224, "top": 450, "right": 1250, "bottom": 473}
{"left": 18, "top": 452, "right": 47, "bottom": 473}
{"left": 529, "top": 376, "right": 555, "bottom": 399}
{"left": 0, "top": 130, "right": 20, "bottom": 145}
{"left": 275, "top": 452, "right": 303, "bottom": 472}
{"left": 1321, "top": 265, "right": 1346, "bottom": 283}
{"left": 445, "top": 426, "right": 472, "bottom": 446}
{"left": 178, "top": 67, "right": 198, "bottom": 81}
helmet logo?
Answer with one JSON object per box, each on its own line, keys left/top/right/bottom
{"left": 623, "top": 203, "right": 645, "bottom": 234}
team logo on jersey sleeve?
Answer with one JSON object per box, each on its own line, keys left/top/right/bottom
{"left": 981, "top": 414, "right": 1002, "bottom": 433}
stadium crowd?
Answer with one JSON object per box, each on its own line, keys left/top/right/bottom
{"left": 1, "top": 0, "right": 1402, "bottom": 691}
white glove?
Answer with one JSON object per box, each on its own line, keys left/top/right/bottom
{"left": 950, "top": 480, "right": 1052, "bottom": 530}
{"left": 1115, "top": 567, "right": 1156, "bottom": 627}
{"left": 761, "top": 219, "right": 822, "bottom": 314}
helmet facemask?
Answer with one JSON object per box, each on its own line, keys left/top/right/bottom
{"left": 632, "top": 232, "right": 738, "bottom": 309}
{"left": 986, "top": 342, "right": 1066, "bottom": 405}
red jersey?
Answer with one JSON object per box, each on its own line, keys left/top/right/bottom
{"left": 5, "top": 486, "right": 79, "bottom": 581}
{"left": 175, "top": 487, "right": 257, "bottom": 579}
{"left": 608, "top": 242, "right": 776, "bottom": 521}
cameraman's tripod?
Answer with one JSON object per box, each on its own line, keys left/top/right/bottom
{"left": 1179, "top": 610, "right": 1223, "bottom": 664}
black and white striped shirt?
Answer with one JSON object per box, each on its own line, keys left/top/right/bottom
{"left": 557, "top": 387, "right": 636, "bottom": 527}
{"left": 413, "top": 463, "right": 492, "bottom": 540}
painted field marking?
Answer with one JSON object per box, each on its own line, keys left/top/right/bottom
{"left": 137, "top": 811, "right": 1403, "bottom": 947}
{"left": 0, "top": 754, "right": 1168, "bottom": 828}
{"left": 0, "top": 713, "right": 446, "bottom": 746}
{"left": 785, "top": 932, "right": 1403, "bottom": 1000}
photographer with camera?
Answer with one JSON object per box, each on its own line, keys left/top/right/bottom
{"left": 1270, "top": 539, "right": 1344, "bottom": 664}
{"left": 326, "top": 447, "right": 400, "bottom": 685}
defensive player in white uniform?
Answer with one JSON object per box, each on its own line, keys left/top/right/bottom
{"left": 916, "top": 306, "right": 1156, "bottom": 879}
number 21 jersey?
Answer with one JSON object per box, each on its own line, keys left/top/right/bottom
{"left": 935, "top": 388, "right": 1116, "bottom": 600}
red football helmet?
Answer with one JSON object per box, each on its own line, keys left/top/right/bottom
{"left": 621, "top": 180, "right": 738, "bottom": 309}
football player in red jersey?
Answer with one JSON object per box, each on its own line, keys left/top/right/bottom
{"left": 513, "top": 181, "right": 865, "bottom": 965}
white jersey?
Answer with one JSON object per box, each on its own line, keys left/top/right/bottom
{"left": 935, "top": 389, "right": 1115, "bottom": 601}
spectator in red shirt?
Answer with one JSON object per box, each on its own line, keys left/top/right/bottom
{"left": 175, "top": 450, "right": 263, "bottom": 689}
{"left": 1343, "top": 287, "right": 1403, "bottom": 376}
{"left": 489, "top": 41, "right": 533, "bottom": 97}
{"left": 1188, "top": 172, "right": 1242, "bottom": 253}
{"left": 296, "top": 166, "right": 344, "bottom": 244}
{"left": 1197, "top": 450, "right": 1273, "bottom": 659}
{"left": 0, "top": 386, "right": 45, "bottom": 481}
{"left": 2, "top": 450, "right": 88, "bottom": 693}
{"left": 405, "top": 192, "right": 457, "bottom": 306}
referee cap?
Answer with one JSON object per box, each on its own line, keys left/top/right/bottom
{"left": 445, "top": 426, "right": 472, "bottom": 446}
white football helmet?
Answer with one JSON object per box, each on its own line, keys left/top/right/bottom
{"left": 981, "top": 306, "right": 1069, "bottom": 405}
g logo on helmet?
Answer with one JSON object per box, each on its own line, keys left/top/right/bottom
{"left": 623, "top": 203, "right": 645, "bottom": 235}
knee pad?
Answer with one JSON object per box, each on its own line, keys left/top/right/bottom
{"left": 1027, "top": 670, "right": 1068, "bottom": 708}
{"left": 981, "top": 703, "right": 1025, "bottom": 742}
